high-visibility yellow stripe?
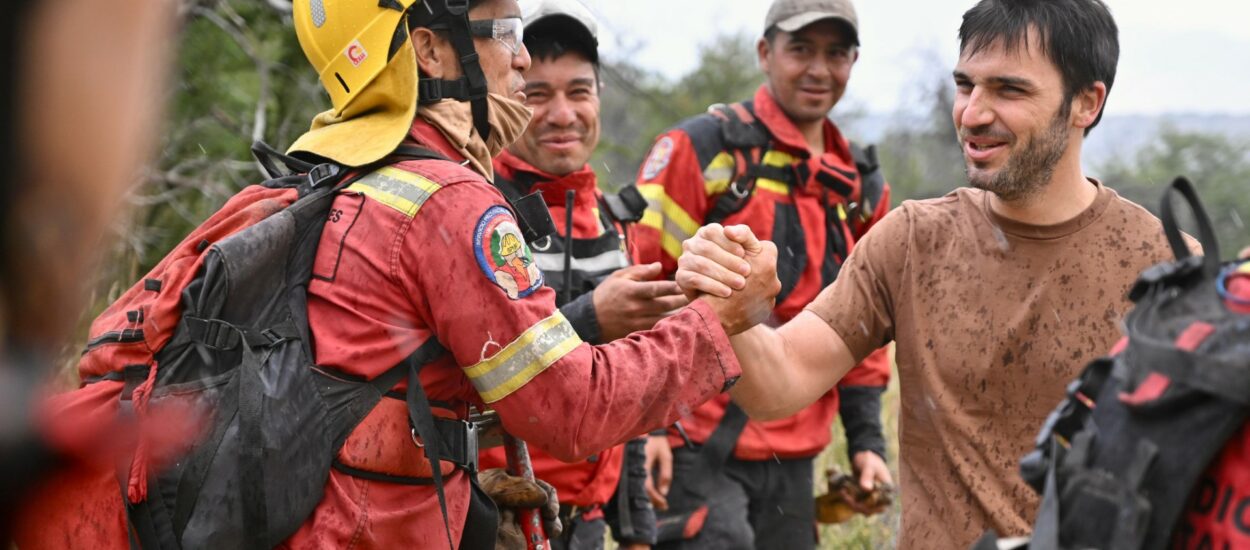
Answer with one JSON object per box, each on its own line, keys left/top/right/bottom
{"left": 761, "top": 150, "right": 796, "bottom": 167}
{"left": 638, "top": 183, "right": 700, "bottom": 260}
{"left": 756, "top": 178, "right": 790, "bottom": 195}
{"left": 346, "top": 166, "right": 442, "bottom": 217}
{"left": 465, "top": 312, "right": 582, "bottom": 403}
{"left": 703, "top": 152, "right": 735, "bottom": 196}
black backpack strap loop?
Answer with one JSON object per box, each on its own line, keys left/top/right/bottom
{"left": 251, "top": 141, "right": 316, "bottom": 179}
{"left": 1160, "top": 176, "right": 1220, "bottom": 275}
{"left": 602, "top": 185, "right": 648, "bottom": 224}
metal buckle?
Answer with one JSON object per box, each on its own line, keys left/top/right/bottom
{"left": 730, "top": 179, "right": 751, "bottom": 199}
{"left": 464, "top": 421, "right": 479, "bottom": 474}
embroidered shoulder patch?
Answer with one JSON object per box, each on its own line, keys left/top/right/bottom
{"left": 475, "top": 206, "right": 544, "bottom": 300}
{"left": 641, "top": 136, "right": 675, "bottom": 180}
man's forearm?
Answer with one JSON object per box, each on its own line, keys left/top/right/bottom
{"left": 726, "top": 325, "right": 796, "bottom": 420}
{"left": 727, "top": 312, "right": 858, "bottom": 420}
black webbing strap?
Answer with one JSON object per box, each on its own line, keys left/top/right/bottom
{"left": 1160, "top": 176, "right": 1221, "bottom": 275}
{"left": 416, "top": 0, "right": 490, "bottom": 141}
{"left": 849, "top": 143, "right": 885, "bottom": 222}
{"left": 251, "top": 141, "right": 316, "bottom": 179}
{"left": 409, "top": 365, "right": 456, "bottom": 549}
{"left": 704, "top": 102, "right": 798, "bottom": 225}
{"left": 602, "top": 185, "right": 648, "bottom": 224}
{"left": 689, "top": 402, "right": 749, "bottom": 498}
{"left": 492, "top": 172, "right": 558, "bottom": 245}
{"left": 237, "top": 344, "right": 269, "bottom": 549}
{"left": 399, "top": 338, "right": 458, "bottom": 550}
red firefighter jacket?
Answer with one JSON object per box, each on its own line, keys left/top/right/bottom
{"left": 14, "top": 117, "right": 741, "bottom": 550}
{"left": 478, "top": 151, "right": 634, "bottom": 508}
{"left": 281, "top": 118, "right": 740, "bottom": 548}
{"left": 633, "top": 85, "right": 891, "bottom": 461}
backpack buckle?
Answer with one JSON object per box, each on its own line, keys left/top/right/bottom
{"left": 307, "top": 163, "right": 341, "bottom": 188}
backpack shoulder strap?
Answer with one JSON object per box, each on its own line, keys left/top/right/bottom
{"left": 491, "top": 172, "right": 559, "bottom": 246}
{"left": 849, "top": 142, "right": 885, "bottom": 223}
{"left": 601, "top": 185, "right": 648, "bottom": 225}
{"left": 704, "top": 101, "right": 780, "bottom": 225}
{"left": 710, "top": 101, "right": 771, "bottom": 150}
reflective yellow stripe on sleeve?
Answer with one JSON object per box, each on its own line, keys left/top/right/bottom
{"left": 464, "top": 312, "right": 583, "bottom": 403}
{"left": 638, "top": 183, "right": 701, "bottom": 261}
{"left": 346, "top": 166, "right": 442, "bottom": 218}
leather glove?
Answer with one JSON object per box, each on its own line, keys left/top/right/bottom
{"left": 814, "top": 468, "right": 894, "bottom": 524}
{"left": 478, "top": 468, "right": 562, "bottom": 549}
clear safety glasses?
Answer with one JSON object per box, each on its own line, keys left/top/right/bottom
{"left": 469, "top": 17, "right": 524, "bottom": 55}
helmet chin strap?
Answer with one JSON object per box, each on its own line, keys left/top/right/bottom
{"left": 413, "top": 0, "right": 492, "bottom": 142}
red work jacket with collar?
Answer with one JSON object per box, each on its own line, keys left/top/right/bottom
{"left": 282, "top": 119, "right": 740, "bottom": 548}
{"left": 633, "top": 85, "right": 891, "bottom": 461}
{"left": 477, "top": 151, "right": 634, "bottom": 509}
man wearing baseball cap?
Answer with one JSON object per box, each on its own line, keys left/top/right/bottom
{"left": 632, "top": 0, "right": 893, "bottom": 548}
{"left": 478, "top": 1, "right": 671, "bottom": 548}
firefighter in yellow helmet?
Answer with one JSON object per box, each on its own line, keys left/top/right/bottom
{"left": 282, "top": 0, "right": 780, "bottom": 548}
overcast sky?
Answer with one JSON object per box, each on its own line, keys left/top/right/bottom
{"left": 569, "top": 0, "right": 1250, "bottom": 117}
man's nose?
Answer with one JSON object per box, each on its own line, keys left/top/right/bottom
{"left": 514, "top": 43, "right": 532, "bottom": 72}
{"left": 545, "top": 94, "right": 576, "bottom": 127}
{"left": 958, "top": 88, "right": 995, "bottom": 130}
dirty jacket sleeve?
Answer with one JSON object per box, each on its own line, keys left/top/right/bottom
{"left": 401, "top": 180, "right": 741, "bottom": 463}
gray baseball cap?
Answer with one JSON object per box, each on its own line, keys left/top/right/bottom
{"left": 764, "top": 0, "right": 859, "bottom": 45}
{"left": 522, "top": 0, "right": 600, "bottom": 61}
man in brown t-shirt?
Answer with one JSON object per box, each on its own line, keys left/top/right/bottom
{"left": 670, "top": 0, "right": 1192, "bottom": 547}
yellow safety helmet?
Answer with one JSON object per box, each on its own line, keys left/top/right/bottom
{"left": 288, "top": 0, "right": 419, "bottom": 167}
{"left": 288, "top": 0, "right": 491, "bottom": 168}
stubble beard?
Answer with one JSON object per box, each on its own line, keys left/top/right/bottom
{"left": 965, "top": 113, "right": 1069, "bottom": 204}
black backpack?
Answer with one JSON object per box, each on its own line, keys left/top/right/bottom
{"left": 974, "top": 177, "right": 1250, "bottom": 550}
{"left": 81, "top": 143, "right": 483, "bottom": 549}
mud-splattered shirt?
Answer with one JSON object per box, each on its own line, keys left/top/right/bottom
{"left": 807, "top": 181, "right": 1182, "bottom": 548}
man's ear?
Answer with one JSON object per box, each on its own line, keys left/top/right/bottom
{"left": 757, "top": 37, "right": 771, "bottom": 72}
{"left": 1071, "top": 81, "right": 1107, "bottom": 131}
{"left": 411, "top": 27, "right": 452, "bottom": 79}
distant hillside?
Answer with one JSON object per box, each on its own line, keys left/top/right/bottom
{"left": 839, "top": 113, "right": 1250, "bottom": 168}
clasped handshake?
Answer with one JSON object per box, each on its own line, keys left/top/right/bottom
{"left": 676, "top": 224, "right": 783, "bottom": 335}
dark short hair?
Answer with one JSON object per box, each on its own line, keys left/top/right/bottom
{"left": 958, "top": 0, "right": 1119, "bottom": 134}
{"left": 524, "top": 17, "right": 601, "bottom": 85}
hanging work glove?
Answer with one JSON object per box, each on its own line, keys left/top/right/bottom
{"left": 814, "top": 468, "right": 894, "bottom": 524}
{"left": 478, "top": 468, "right": 563, "bottom": 549}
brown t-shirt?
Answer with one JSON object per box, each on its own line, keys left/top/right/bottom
{"left": 807, "top": 182, "right": 1184, "bottom": 549}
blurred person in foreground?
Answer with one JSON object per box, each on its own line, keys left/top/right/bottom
{"left": 672, "top": 0, "right": 1201, "bottom": 547}
{"left": 631, "top": 0, "right": 892, "bottom": 547}
{"left": 477, "top": 1, "right": 669, "bottom": 548}
{"left": 0, "top": 0, "right": 179, "bottom": 539}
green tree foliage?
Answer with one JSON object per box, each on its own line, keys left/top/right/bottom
{"left": 1097, "top": 126, "right": 1250, "bottom": 255}
{"left": 93, "top": 0, "right": 318, "bottom": 304}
